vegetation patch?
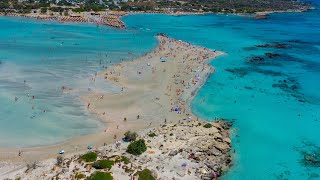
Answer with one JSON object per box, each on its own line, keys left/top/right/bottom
{"left": 92, "top": 160, "right": 114, "bottom": 170}
{"left": 203, "top": 123, "right": 213, "bottom": 128}
{"left": 123, "top": 131, "right": 138, "bottom": 142}
{"left": 127, "top": 139, "right": 147, "bottom": 155}
{"left": 148, "top": 132, "right": 157, "bottom": 138}
{"left": 134, "top": 169, "right": 155, "bottom": 180}
{"left": 75, "top": 172, "right": 86, "bottom": 179}
{"left": 120, "top": 156, "right": 130, "bottom": 164}
{"left": 80, "top": 152, "right": 97, "bottom": 162}
{"left": 88, "top": 171, "right": 113, "bottom": 180}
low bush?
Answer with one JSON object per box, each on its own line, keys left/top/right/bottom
{"left": 80, "top": 152, "right": 97, "bottom": 162}
{"left": 75, "top": 172, "right": 86, "bottom": 179}
{"left": 92, "top": 160, "right": 114, "bottom": 170}
{"left": 203, "top": 123, "right": 212, "bottom": 128}
{"left": 135, "top": 169, "right": 155, "bottom": 180}
{"left": 120, "top": 156, "right": 130, "bottom": 164}
{"left": 148, "top": 132, "right": 157, "bottom": 137}
{"left": 127, "top": 139, "right": 147, "bottom": 155}
{"left": 87, "top": 171, "right": 113, "bottom": 180}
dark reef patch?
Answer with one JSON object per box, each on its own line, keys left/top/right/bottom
{"left": 225, "top": 67, "right": 286, "bottom": 77}
{"left": 245, "top": 53, "right": 308, "bottom": 67}
{"left": 296, "top": 141, "right": 320, "bottom": 168}
{"left": 265, "top": 53, "right": 281, "bottom": 58}
{"left": 244, "top": 86, "right": 253, "bottom": 90}
{"left": 225, "top": 67, "right": 249, "bottom": 78}
{"left": 286, "top": 39, "right": 308, "bottom": 44}
{"left": 272, "top": 78, "right": 308, "bottom": 103}
{"left": 256, "top": 43, "right": 288, "bottom": 49}
{"left": 242, "top": 47, "right": 257, "bottom": 51}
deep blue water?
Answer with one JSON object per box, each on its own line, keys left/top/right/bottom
{"left": 1, "top": 3, "right": 320, "bottom": 179}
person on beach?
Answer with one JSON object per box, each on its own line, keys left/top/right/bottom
{"left": 87, "top": 103, "right": 91, "bottom": 109}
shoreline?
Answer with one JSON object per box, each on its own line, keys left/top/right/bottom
{"left": 0, "top": 34, "right": 230, "bottom": 178}
{"left": 0, "top": 7, "right": 312, "bottom": 29}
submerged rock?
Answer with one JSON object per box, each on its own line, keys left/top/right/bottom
{"left": 225, "top": 68, "right": 249, "bottom": 77}
{"left": 226, "top": 66, "right": 286, "bottom": 78}
{"left": 247, "top": 56, "right": 265, "bottom": 64}
{"left": 256, "top": 43, "right": 288, "bottom": 49}
{"left": 265, "top": 53, "right": 281, "bottom": 58}
{"left": 286, "top": 39, "right": 306, "bottom": 44}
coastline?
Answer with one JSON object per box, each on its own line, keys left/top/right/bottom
{"left": 0, "top": 34, "right": 231, "bottom": 179}
{"left": 0, "top": 6, "right": 312, "bottom": 30}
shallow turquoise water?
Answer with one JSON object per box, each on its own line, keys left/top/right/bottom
{"left": 1, "top": 4, "right": 320, "bottom": 179}
{"left": 0, "top": 17, "right": 157, "bottom": 147}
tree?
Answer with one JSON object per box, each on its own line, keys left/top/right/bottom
{"left": 126, "top": 139, "right": 147, "bottom": 156}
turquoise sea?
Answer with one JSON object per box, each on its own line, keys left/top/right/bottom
{"left": 1, "top": 1, "right": 320, "bottom": 179}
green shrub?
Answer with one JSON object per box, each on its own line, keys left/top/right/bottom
{"left": 135, "top": 169, "right": 155, "bottom": 180}
{"left": 120, "top": 156, "right": 130, "bottom": 164}
{"left": 148, "top": 132, "right": 157, "bottom": 137}
{"left": 92, "top": 160, "right": 114, "bottom": 170}
{"left": 75, "top": 172, "right": 86, "bottom": 179}
{"left": 203, "top": 123, "right": 212, "bottom": 128}
{"left": 80, "top": 152, "right": 97, "bottom": 162}
{"left": 124, "top": 131, "right": 138, "bottom": 142}
{"left": 115, "top": 156, "right": 130, "bottom": 164}
{"left": 88, "top": 171, "right": 113, "bottom": 180}
{"left": 126, "top": 139, "right": 147, "bottom": 156}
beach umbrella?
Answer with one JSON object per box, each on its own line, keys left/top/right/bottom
{"left": 181, "top": 162, "right": 187, "bottom": 167}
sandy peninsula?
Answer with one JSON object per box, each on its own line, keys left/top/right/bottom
{"left": 0, "top": 34, "right": 232, "bottom": 179}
